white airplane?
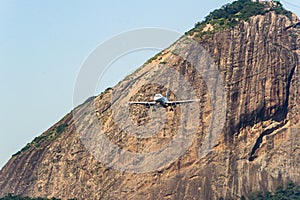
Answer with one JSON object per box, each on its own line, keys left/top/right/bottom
{"left": 129, "top": 93, "right": 198, "bottom": 111}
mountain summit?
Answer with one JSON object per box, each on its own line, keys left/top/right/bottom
{"left": 1, "top": 0, "right": 299, "bottom": 199}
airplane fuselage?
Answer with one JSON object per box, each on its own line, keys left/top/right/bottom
{"left": 154, "top": 94, "right": 169, "bottom": 108}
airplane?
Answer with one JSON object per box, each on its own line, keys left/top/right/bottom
{"left": 129, "top": 92, "right": 199, "bottom": 111}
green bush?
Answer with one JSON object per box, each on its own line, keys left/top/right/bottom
{"left": 55, "top": 124, "right": 68, "bottom": 134}
{"left": 272, "top": 5, "right": 292, "bottom": 19}
{"left": 246, "top": 181, "right": 300, "bottom": 200}
{"left": 187, "top": 0, "right": 293, "bottom": 38}
{"left": 0, "top": 193, "right": 60, "bottom": 200}
{"left": 12, "top": 123, "right": 68, "bottom": 157}
{"left": 204, "top": 0, "right": 266, "bottom": 22}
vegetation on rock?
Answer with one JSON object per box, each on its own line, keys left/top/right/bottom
{"left": 12, "top": 122, "right": 69, "bottom": 157}
{"left": 0, "top": 194, "right": 60, "bottom": 200}
{"left": 244, "top": 182, "right": 300, "bottom": 200}
{"left": 187, "top": 0, "right": 293, "bottom": 38}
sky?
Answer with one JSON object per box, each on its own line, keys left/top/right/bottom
{"left": 0, "top": 0, "right": 299, "bottom": 169}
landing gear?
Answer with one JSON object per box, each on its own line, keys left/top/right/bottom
{"left": 169, "top": 107, "right": 174, "bottom": 112}
{"left": 152, "top": 104, "right": 160, "bottom": 112}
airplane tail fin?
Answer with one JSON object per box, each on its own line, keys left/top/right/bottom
{"left": 166, "top": 78, "right": 170, "bottom": 100}
{"left": 166, "top": 91, "right": 169, "bottom": 100}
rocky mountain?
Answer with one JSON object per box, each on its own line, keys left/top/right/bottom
{"left": 0, "top": 1, "right": 299, "bottom": 199}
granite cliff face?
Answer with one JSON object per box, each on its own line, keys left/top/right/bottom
{"left": 0, "top": 7, "right": 299, "bottom": 200}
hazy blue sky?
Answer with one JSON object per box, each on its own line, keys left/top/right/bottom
{"left": 1, "top": 0, "right": 299, "bottom": 169}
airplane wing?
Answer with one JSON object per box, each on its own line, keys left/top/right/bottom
{"left": 128, "top": 101, "right": 156, "bottom": 106}
{"left": 166, "top": 99, "right": 199, "bottom": 105}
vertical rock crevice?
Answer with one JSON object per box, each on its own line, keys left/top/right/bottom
{"left": 249, "top": 65, "right": 297, "bottom": 161}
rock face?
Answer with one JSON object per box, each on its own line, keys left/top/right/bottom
{"left": 0, "top": 11, "right": 299, "bottom": 200}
